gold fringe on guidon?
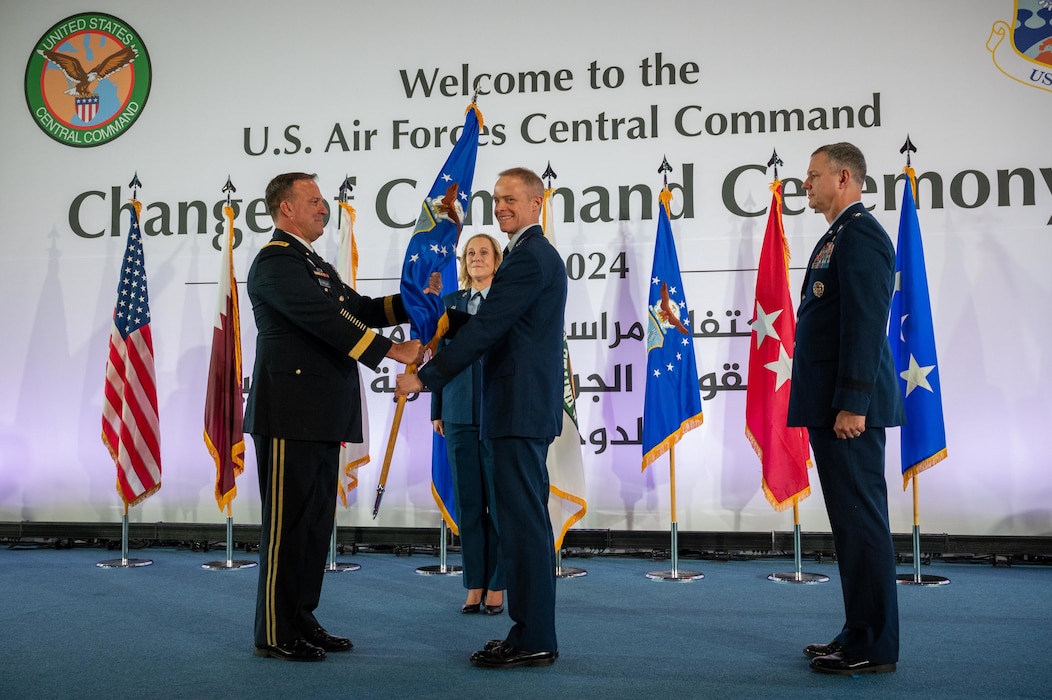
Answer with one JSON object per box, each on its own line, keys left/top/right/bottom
{"left": 903, "top": 447, "right": 947, "bottom": 490}
{"left": 744, "top": 424, "right": 813, "bottom": 512}
{"left": 550, "top": 484, "right": 587, "bottom": 551}
{"left": 431, "top": 482, "right": 460, "bottom": 537}
{"left": 641, "top": 413, "right": 705, "bottom": 472}
{"left": 465, "top": 102, "right": 484, "bottom": 130}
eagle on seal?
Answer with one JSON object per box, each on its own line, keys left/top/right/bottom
{"left": 38, "top": 45, "right": 138, "bottom": 98}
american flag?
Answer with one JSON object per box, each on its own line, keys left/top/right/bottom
{"left": 102, "top": 200, "right": 161, "bottom": 506}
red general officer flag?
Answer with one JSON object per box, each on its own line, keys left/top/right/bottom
{"left": 745, "top": 181, "right": 811, "bottom": 510}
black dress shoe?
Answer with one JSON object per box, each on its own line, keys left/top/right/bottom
{"left": 484, "top": 604, "right": 504, "bottom": 615}
{"left": 461, "top": 603, "right": 482, "bottom": 614}
{"left": 254, "top": 638, "right": 326, "bottom": 662}
{"left": 470, "top": 642, "right": 558, "bottom": 669}
{"left": 803, "top": 640, "right": 843, "bottom": 659}
{"left": 483, "top": 639, "right": 505, "bottom": 651}
{"left": 810, "top": 651, "right": 896, "bottom": 675}
{"left": 304, "top": 627, "right": 352, "bottom": 652}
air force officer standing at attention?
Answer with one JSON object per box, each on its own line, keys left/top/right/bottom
{"left": 396, "top": 167, "right": 567, "bottom": 669}
{"left": 787, "top": 143, "right": 905, "bottom": 676}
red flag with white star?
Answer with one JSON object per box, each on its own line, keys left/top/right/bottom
{"left": 745, "top": 181, "right": 811, "bottom": 510}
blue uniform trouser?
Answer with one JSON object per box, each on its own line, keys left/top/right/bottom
{"left": 488, "top": 436, "right": 557, "bottom": 652}
{"left": 445, "top": 422, "right": 503, "bottom": 592}
{"left": 810, "top": 427, "right": 899, "bottom": 664}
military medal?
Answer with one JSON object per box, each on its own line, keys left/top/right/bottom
{"left": 812, "top": 281, "right": 825, "bottom": 298}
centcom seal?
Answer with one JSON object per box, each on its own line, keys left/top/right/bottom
{"left": 24, "top": 12, "right": 151, "bottom": 147}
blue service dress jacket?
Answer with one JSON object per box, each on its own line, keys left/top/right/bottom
{"left": 430, "top": 289, "right": 482, "bottom": 425}
{"left": 420, "top": 225, "right": 567, "bottom": 440}
{"left": 787, "top": 203, "right": 905, "bottom": 428}
{"left": 243, "top": 228, "right": 408, "bottom": 442}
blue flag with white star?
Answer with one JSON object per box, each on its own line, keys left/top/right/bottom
{"left": 400, "top": 104, "right": 482, "bottom": 345}
{"left": 642, "top": 188, "right": 703, "bottom": 471}
{"left": 889, "top": 173, "right": 947, "bottom": 488}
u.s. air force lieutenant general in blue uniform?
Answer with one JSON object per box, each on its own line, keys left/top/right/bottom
{"left": 787, "top": 143, "right": 905, "bottom": 676}
{"left": 396, "top": 167, "right": 567, "bottom": 669}
{"left": 244, "top": 172, "right": 424, "bottom": 662}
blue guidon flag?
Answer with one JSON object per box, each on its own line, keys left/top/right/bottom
{"left": 400, "top": 103, "right": 483, "bottom": 347}
{"left": 399, "top": 103, "right": 482, "bottom": 533}
{"left": 889, "top": 171, "right": 947, "bottom": 488}
{"left": 642, "top": 187, "right": 704, "bottom": 471}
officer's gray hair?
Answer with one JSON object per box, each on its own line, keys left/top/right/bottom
{"left": 813, "top": 143, "right": 867, "bottom": 185}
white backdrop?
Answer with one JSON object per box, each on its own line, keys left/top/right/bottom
{"left": 2, "top": 1, "right": 1050, "bottom": 536}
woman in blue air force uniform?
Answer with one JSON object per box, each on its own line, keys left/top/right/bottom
{"left": 431, "top": 233, "right": 506, "bottom": 615}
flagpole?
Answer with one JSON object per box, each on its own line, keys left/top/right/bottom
{"left": 373, "top": 369, "right": 412, "bottom": 519}
{"left": 324, "top": 505, "right": 361, "bottom": 573}
{"left": 324, "top": 520, "right": 361, "bottom": 573}
{"left": 767, "top": 502, "right": 828, "bottom": 584}
{"left": 97, "top": 502, "right": 153, "bottom": 568}
{"left": 98, "top": 175, "right": 155, "bottom": 570}
{"left": 555, "top": 548, "right": 587, "bottom": 578}
{"left": 380, "top": 99, "right": 481, "bottom": 520}
{"left": 891, "top": 138, "right": 948, "bottom": 587}
{"left": 416, "top": 519, "right": 462, "bottom": 576}
{"left": 643, "top": 159, "right": 702, "bottom": 582}
{"left": 201, "top": 178, "right": 254, "bottom": 572}
{"left": 646, "top": 445, "right": 702, "bottom": 581}
{"left": 896, "top": 475, "right": 949, "bottom": 586}
{"left": 321, "top": 182, "right": 364, "bottom": 574}
{"left": 202, "top": 504, "right": 256, "bottom": 570}
{"left": 374, "top": 329, "right": 444, "bottom": 519}
{"left": 543, "top": 165, "right": 588, "bottom": 581}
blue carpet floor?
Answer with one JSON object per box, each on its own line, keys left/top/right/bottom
{"left": 1, "top": 545, "right": 1049, "bottom": 699}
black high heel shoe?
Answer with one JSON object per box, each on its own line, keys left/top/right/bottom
{"left": 483, "top": 603, "right": 504, "bottom": 615}
{"left": 461, "top": 602, "right": 482, "bottom": 614}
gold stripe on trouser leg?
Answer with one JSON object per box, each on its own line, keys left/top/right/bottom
{"left": 264, "top": 438, "right": 285, "bottom": 646}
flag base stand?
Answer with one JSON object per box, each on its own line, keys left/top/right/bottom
{"left": 417, "top": 521, "right": 462, "bottom": 576}
{"left": 203, "top": 517, "right": 257, "bottom": 570}
{"left": 646, "top": 569, "right": 704, "bottom": 581}
{"left": 896, "top": 525, "right": 949, "bottom": 586}
{"left": 98, "top": 558, "right": 152, "bottom": 568}
{"left": 646, "top": 522, "right": 703, "bottom": 581}
{"left": 555, "top": 549, "right": 586, "bottom": 578}
{"left": 324, "top": 516, "right": 360, "bottom": 573}
{"left": 97, "top": 513, "right": 153, "bottom": 568}
{"left": 769, "top": 572, "right": 829, "bottom": 583}
{"left": 325, "top": 563, "right": 362, "bottom": 573}
{"left": 896, "top": 573, "right": 950, "bottom": 586}
{"left": 768, "top": 524, "right": 828, "bottom": 584}
{"left": 203, "top": 560, "right": 255, "bottom": 570}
